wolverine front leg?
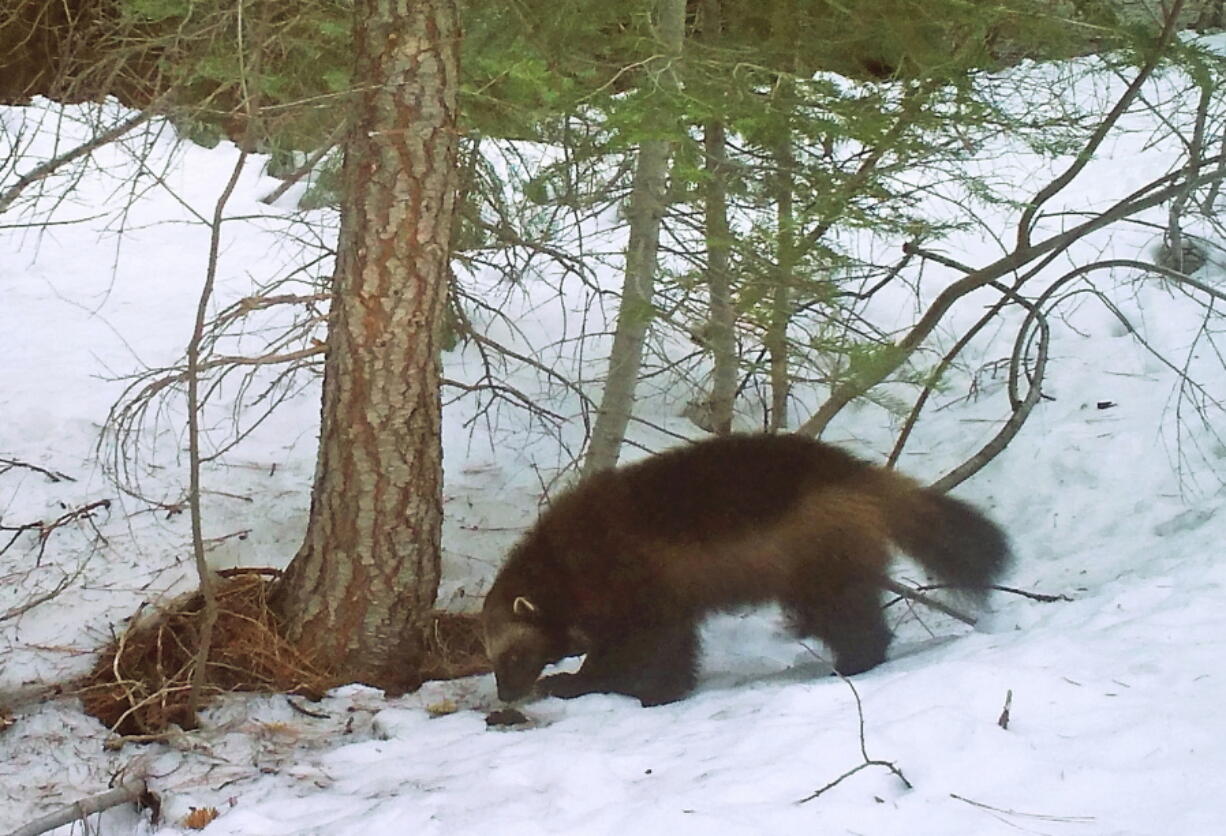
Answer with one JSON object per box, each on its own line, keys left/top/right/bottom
{"left": 537, "top": 640, "right": 620, "bottom": 699}
{"left": 537, "top": 669, "right": 601, "bottom": 699}
{"left": 539, "top": 620, "right": 699, "bottom": 706}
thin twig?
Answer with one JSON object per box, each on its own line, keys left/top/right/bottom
{"left": 950, "top": 792, "right": 1095, "bottom": 824}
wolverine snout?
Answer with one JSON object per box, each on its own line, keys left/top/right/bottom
{"left": 496, "top": 680, "right": 526, "bottom": 703}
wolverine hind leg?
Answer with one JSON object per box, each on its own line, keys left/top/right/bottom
{"left": 783, "top": 551, "right": 892, "bottom": 677}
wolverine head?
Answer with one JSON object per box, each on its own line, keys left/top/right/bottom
{"left": 482, "top": 591, "right": 566, "bottom": 703}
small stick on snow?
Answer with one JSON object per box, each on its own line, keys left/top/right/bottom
{"left": 998, "top": 689, "right": 1013, "bottom": 730}
{"left": 989, "top": 584, "right": 1072, "bottom": 603}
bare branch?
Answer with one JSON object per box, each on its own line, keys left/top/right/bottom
{"left": 0, "top": 564, "right": 85, "bottom": 624}
{"left": 0, "top": 499, "right": 112, "bottom": 565}
{"left": 0, "top": 109, "right": 155, "bottom": 214}
{"left": 0, "top": 457, "right": 75, "bottom": 483}
{"left": 877, "top": 577, "right": 977, "bottom": 626}
{"left": 1016, "top": 0, "right": 1186, "bottom": 249}
{"left": 797, "top": 155, "right": 1226, "bottom": 439}
{"left": 930, "top": 298, "right": 1050, "bottom": 493}
{"left": 886, "top": 582, "right": 1073, "bottom": 605}
{"left": 183, "top": 145, "right": 250, "bottom": 727}
{"left": 258, "top": 120, "right": 347, "bottom": 205}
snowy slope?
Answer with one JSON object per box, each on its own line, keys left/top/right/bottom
{"left": 2, "top": 43, "right": 1226, "bottom": 836}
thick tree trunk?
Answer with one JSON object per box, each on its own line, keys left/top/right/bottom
{"left": 272, "top": 0, "right": 459, "bottom": 691}
{"left": 702, "top": 0, "right": 737, "bottom": 436}
{"left": 583, "top": 139, "right": 672, "bottom": 474}
{"left": 583, "top": 0, "right": 687, "bottom": 475}
{"left": 767, "top": 132, "right": 795, "bottom": 432}
{"left": 702, "top": 119, "right": 737, "bottom": 435}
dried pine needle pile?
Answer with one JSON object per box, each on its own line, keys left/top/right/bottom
{"left": 81, "top": 573, "right": 490, "bottom": 734}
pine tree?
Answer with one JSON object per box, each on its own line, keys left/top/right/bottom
{"left": 270, "top": 0, "right": 459, "bottom": 690}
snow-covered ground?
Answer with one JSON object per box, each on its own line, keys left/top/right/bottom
{"left": 3, "top": 43, "right": 1226, "bottom": 835}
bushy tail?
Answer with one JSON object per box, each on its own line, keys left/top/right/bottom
{"left": 888, "top": 485, "right": 1011, "bottom": 603}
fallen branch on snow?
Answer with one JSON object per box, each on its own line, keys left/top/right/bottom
{"left": 5, "top": 778, "right": 150, "bottom": 836}
{"left": 878, "top": 577, "right": 978, "bottom": 626}
{"left": 796, "top": 644, "right": 912, "bottom": 803}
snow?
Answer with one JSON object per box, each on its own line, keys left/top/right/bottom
{"left": 3, "top": 44, "right": 1226, "bottom": 836}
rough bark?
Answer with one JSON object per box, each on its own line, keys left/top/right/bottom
{"left": 583, "top": 0, "right": 687, "bottom": 475}
{"left": 271, "top": 0, "right": 458, "bottom": 691}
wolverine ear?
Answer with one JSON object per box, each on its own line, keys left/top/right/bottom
{"left": 512, "top": 596, "right": 539, "bottom": 618}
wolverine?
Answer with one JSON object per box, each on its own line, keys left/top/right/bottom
{"left": 482, "top": 433, "right": 1011, "bottom": 706}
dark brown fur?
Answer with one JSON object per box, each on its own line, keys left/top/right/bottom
{"left": 482, "top": 433, "right": 1010, "bottom": 706}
